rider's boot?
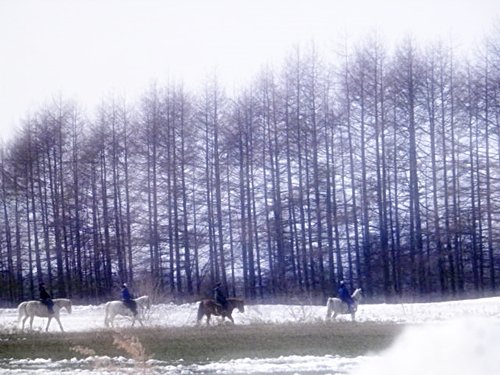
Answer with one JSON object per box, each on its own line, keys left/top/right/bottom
{"left": 215, "top": 303, "right": 223, "bottom": 314}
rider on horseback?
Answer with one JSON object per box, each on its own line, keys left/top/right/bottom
{"left": 39, "top": 282, "right": 54, "bottom": 314}
{"left": 338, "top": 280, "right": 354, "bottom": 313}
{"left": 121, "top": 283, "right": 138, "bottom": 316}
{"left": 213, "top": 282, "right": 228, "bottom": 314}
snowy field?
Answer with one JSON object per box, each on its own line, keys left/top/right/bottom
{"left": 1, "top": 296, "right": 500, "bottom": 374}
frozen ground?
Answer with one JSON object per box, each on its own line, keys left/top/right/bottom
{"left": 1, "top": 296, "right": 500, "bottom": 374}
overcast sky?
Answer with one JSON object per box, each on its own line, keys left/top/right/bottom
{"left": 0, "top": 0, "right": 498, "bottom": 142}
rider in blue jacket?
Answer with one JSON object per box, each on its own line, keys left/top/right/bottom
{"left": 121, "top": 283, "right": 138, "bottom": 316}
{"left": 338, "top": 280, "right": 354, "bottom": 313}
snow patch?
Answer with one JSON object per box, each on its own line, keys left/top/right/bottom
{"left": 2, "top": 296, "right": 500, "bottom": 374}
{"left": 352, "top": 318, "right": 500, "bottom": 375}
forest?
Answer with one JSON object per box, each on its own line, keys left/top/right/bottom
{"left": 0, "top": 31, "right": 499, "bottom": 305}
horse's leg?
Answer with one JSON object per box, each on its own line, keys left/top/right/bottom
{"left": 326, "top": 301, "right": 332, "bottom": 319}
{"left": 55, "top": 317, "right": 64, "bottom": 332}
{"left": 46, "top": 317, "right": 52, "bottom": 332}
{"left": 104, "top": 308, "right": 109, "bottom": 327}
{"left": 136, "top": 309, "right": 145, "bottom": 327}
{"left": 137, "top": 316, "right": 144, "bottom": 327}
{"left": 227, "top": 314, "right": 234, "bottom": 324}
{"left": 29, "top": 316, "right": 35, "bottom": 330}
{"left": 22, "top": 315, "right": 28, "bottom": 330}
{"left": 206, "top": 313, "right": 211, "bottom": 326}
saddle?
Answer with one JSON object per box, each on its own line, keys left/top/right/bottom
{"left": 41, "top": 299, "right": 54, "bottom": 314}
{"left": 122, "top": 299, "right": 138, "bottom": 315}
{"left": 214, "top": 301, "right": 227, "bottom": 315}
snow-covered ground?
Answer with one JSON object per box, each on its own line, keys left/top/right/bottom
{"left": 1, "top": 296, "right": 500, "bottom": 374}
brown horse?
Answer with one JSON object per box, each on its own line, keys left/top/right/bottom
{"left": 197, "top": 297, "right": 245, "bottom": 325}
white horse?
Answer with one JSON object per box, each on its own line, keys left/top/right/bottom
{"left": 18, "top": 298, "right": 72, "bottom": 332}
{"left": 104, "top": 295, "right": 151, "bottom": 328}
{"left": 326, "top": 288, "right": 363, "bottom": 322}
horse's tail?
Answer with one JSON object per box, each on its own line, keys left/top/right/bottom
{"left": 104, "top": 302, "right": 110, "bottom": 327}
{"left": 17, "top": 302, "right": 26, "bottom": 323}
{"left": 196, "top": 301, "right": 204, "bottom": 323}
{"left": 326, "top": 298, "right": 333, "bottom": 319}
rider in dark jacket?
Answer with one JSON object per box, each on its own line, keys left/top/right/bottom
{"left": 338, "top": 280, "right": 354, "bottom": 313}
{"left": 121, "top": 283, "right": 138, "bottom": 316}
{"left": 39, "top": 282, "right": 54, "bottom": 314}
{"left": 213, "top": 282, "right": 228, "bottom": 312}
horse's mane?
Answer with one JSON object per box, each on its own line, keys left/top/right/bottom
{"left": 135, "top": 295, "right": 150, "bottom": 308}
{"left": 54, "top": 298, "right": 71, "bottom": 303}
{"left": 200, "top": 297, "right": 243, "bottom": 302}
{"left": 227, "top": 297, "right": 245, "bottom": 308}
{"left": 352, "top": 288, "right": 362, "bottom": 297}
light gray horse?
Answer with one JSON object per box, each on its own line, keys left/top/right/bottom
{"left": 18, "top": 298, "right": 72, "bottom": 332}
{"left": 326, "top": 288, "right": 362, "bottom": 321}
{"left": 104, "top": 295, "right": 150, "bottom": 328}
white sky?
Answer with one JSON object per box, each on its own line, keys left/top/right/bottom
{"left": 0, "top": 0, "right": 499, "bottom": 142}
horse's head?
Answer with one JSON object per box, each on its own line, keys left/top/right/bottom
{"left": 352, "top": 288, "right": 362, "bottom": 302}
{"left": 233, "top": 298, "right": 245, "bottom": 313}
{"left": 137, "top": 295, "right": 151, "bottom": 310}
{"left": 55, "top": 299, "right": 72, "bottom": 314}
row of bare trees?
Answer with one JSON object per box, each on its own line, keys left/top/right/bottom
{"left": 1, "top": 33, "right": 499, "bottom": 305}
